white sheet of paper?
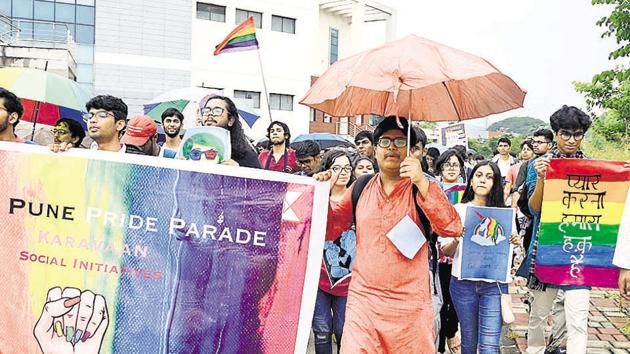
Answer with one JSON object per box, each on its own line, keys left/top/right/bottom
{"left": 386, "top": 215, "right": 426, "bottom": 259}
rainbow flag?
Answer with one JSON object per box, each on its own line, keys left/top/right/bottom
{"left": 442, "top": 183, "right": 466, "bottom": 205}
{"left": 535, "top": 159, "right": 630, "bottom": 288}
{"left": 214, "top": 16, "right": 259, "bottom": 55}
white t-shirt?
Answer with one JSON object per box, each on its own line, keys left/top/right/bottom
{"left": 90, "top": 142, "right": 127, "bottom": 153}
{"left": 496, "top": 158, "right": 511, "bottom": 178}
{"left": 439, "top": 203, "right": 516, "bottom": 283}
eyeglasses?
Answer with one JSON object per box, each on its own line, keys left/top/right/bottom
{"left": 52, "top": 129, "right": 70, "bottom": 135}
{"left": 532, "top": 140, "right": 549, "bottom": 146}
{"left": 200, "top": 107, "right": 225, "bottom": 117}
{"left": 377, "top": 137, "right": 407, "bottom": 148}
{"left": 331, "top": 165, "right": 352, "bottom": 173}
{"left": 558, "top": 130, "right": 584, "bottom": 141}
{"left": 83, "top": 111, "right": 114, "bottom": 122}
{"left": 444, "top": 163, "right": 461, "bottom": 170}
{"left": 189, "top": 148, "right": 218, "bottom": 161}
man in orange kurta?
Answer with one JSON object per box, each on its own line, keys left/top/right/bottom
{"left": 318, "top": 117, "right": 462, "bottom": 353}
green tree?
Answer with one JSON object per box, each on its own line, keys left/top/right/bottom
{"left": 574, "top": 0, "right": 630, "bottom": 121}
{"left": 573, "top": 0, "right": 629, "bottom": 159}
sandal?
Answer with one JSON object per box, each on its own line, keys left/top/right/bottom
{"left": 447, "top": 336, "right": 461, "bottom": 354}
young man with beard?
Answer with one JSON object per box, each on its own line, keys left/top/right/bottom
{"left": 159, "top": 108, "right": 183, "bottom": 158}
{"left": 0, "top": 88, "right": 26, "bottom": 143}
{"left": 315, "top": 116, "right": 462, "bottom": 353}
{"left": 199, "top": 95, "right": 260, "bottom": 168}
{"left": 258, "top": 121, "right": 300, "bottom": 173}
{"left": 52, "top": 118, "right": 86, "bottom": 148}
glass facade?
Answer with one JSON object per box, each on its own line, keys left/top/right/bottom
{"left": 0, "top": 0, "right": 95, "bottom": 89}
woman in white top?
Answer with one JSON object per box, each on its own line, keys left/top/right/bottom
{"left": 440, "top": 161, "right": 520, "bottom": 354}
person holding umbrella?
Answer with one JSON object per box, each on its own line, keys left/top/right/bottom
{"left": 314, "top": 116, "right": 462, "bottom": 353}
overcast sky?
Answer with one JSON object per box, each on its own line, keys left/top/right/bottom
{"left": 364, "top": 0, "right": 620, "bottom": 129}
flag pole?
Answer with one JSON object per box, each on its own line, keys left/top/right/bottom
{"left": 256, "top": 48, "right": 273, "bottom": 124}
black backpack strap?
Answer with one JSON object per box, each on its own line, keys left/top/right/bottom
{"left": 411, "top": 184, "right": 432, "bottom": 236}
{"left": 351, "top": 174, "right": 374, "bottom": 225}
{"left": 351, "top": 174, "right": 432, "bottom": 236}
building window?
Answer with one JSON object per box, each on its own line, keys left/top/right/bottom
{"left": 323, "top": 114, "right": 331, "bottom": 123}
{"left": 355, "top": 116, "right": 362, "bottom": 126}
{"left": 329, "top": 28, "right": 338, "bottom": 65}
{"left": 34, "top": 1, "right": 54, "bottom": 21}
{"left": 55, "top": 3, "right": 75, "bottom": 23}
{"left": 235, "top": 9, "right": 262, "bottom": 28}
{"left": 76, "top": 5, "right": 94, "bottom": 25}
{"left": 75, "top": 24, "right": 94, "bottom": 44}
{"left": 233, "top": 90, "right": 261, "bottom": 109}
{"left": 271, "top": 15, "right": 295, "bottom": 34}
{"left": 13, "top": 0, "right": 33, "bottom": 18}
{"left": 270, "top": 93, "right": 293, "bottom": 111}
{"left": 309, "top": 108, "right": 316, "bottom": 122}
{"left": 0, "top": 0, "right": 10, "bottom": 16}
{"left": 197, "top": 2, "right": 226, "bottom": 22}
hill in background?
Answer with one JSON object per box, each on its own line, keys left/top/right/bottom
{"left": 487, "top": 116, "right": 548, "bottom": 136}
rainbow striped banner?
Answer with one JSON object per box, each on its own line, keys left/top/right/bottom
{"left": 214, "top": 16, "right": 259, "bottom": 55}
{"left": 535, "top": 159, "right": 630, "bottom": 288}
{"left": 442, "top": 183, "right": 466, "bottom": 205}
{"left": 0, "top": 143, "right": 327, "bottom": 354}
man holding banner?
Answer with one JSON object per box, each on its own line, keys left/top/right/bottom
{"left": 519, "top": 106, "right": 593, "bottom": 354}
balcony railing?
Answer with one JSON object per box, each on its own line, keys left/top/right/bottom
{"left": 0, "top": 13, "right": 20, "bottom": 44}
{"left": 335, "top": 119, "right": 374, "bottom": 137}
{"left": 0, "top": 16, "right": 75, "bottom": 51}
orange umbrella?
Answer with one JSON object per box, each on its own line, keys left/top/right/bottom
{"left": 300, "top": 34, "right": 526, "bottom": 122}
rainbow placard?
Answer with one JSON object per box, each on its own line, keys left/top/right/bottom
{"left": 535, "top": 159, "right": 630, "bottom": 288}
{"left": 442, "top": 183, "right": 466, "bottom": 205}
{"left": 0, "top": 143, "right": 327, "bottom": 354}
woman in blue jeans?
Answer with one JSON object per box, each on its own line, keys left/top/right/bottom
{"left": 440, "top": 161, "right": 520, "bottom": 354}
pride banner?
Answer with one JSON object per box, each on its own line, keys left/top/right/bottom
{"left": 535, "top": 159, "right": 630, "bottom": 288}
{"left": 0, "top": 143, "right": 328, "bottom": 354}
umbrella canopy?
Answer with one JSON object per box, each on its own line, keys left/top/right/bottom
{"left": 144, "top": 87, "right": 261, "bottom": 129}
{"left": 300, "top": 34, "right": 526, "bottom": 122}
{"left": 0, "top": 67, "right": 91, "bottom": 128}
{"left": 292, "top": 133, "right": 353, "bottom": 150}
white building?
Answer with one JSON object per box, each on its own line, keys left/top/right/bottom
{"left": 93, "top": 0, "right": 394, "bottom": 140}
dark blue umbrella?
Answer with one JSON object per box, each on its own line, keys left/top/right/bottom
{"left": 291, "top": 133, "right": 353, "bottom": 149}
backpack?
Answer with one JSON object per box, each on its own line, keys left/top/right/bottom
{"left": 350, "top": 174, "right": 439, "bottom": 293}
{"left": 517, "top": 160, "right": 533, "bottom": 218}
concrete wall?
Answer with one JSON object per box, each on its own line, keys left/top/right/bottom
{"left": 93, "top": 0, "right": 193, "bottom": 117}
{"left": 0, "top": 45, "right": 76, "bottom": 79}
